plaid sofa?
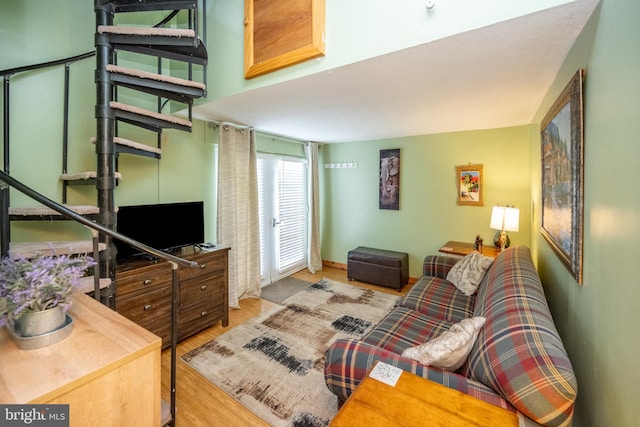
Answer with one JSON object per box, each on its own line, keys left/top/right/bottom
{"left": 324, "top": 246, "right": 577, "bottom": 426}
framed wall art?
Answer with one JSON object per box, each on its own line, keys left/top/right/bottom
{"left": 456, "top": 164, "right": 483, "bottom": 206}
{"left": 540, "top": 68, "right": 585, "bottom": 284}
{"left": 379, "top": 149, "right": 400, "bottom": 210}
{"left": 244, "top": 0, "right": 326, "bottom": 79}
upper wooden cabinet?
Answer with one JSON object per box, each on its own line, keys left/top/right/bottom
{"left": 244, "top": 0, "right": 325, "bottom": 79}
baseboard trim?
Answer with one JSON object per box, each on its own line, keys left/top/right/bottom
{"left": 322, "top": 260, "right": 346, "bottom": 271}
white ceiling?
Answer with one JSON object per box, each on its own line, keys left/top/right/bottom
{"left": 193, "top": 1, "right": 599, "bottom": 143}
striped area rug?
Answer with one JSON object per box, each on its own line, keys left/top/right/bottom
{"left": 182, "top": 279, "right": 398, "bottom": 426}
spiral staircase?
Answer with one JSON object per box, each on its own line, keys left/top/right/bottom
{"left": 1, "top": 1, "right": 209, "bottom": 425}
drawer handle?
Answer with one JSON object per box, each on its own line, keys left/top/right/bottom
{"left": 200, "top": 311, "right": 208, "bottom": 317}
{"left": 199, "top": 263, "right": 207, "bottom": 270}
{"left": 143, "top": 279, "right": 153, "bottom": 285}
{"left": 143, "top": 304, "right": 153, "bottom": 311}
{"left": 201, "top": 285, "right": 207, "bottom": 291}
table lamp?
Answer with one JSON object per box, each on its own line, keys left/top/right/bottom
{"left": 490, "top": 206, "right": 519, "bottom": 251}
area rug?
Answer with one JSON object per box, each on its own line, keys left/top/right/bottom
{"left": 260, "top": 276, "right": 313, "bottom": 304}
{"left": 181, "top": 278, "right": 399, "bottom": 427}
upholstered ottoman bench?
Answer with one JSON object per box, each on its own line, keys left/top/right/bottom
{"left": 347, "top": 247, "right": 409, "bottom": 290}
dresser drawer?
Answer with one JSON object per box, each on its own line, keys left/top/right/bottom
{"left": 179, "top": 300, "right": 224, "bottom": 339}
{"left": 117, "top": 262, "right": 172, "bottom": 296}
{"left": 117, "top": 286, "right": 172, "bottom": 346}
{"left": 180, "top": 271, "right": 224, "bottom": 308}
{"left": 179, "top": 298, "right": 224, "bottom": 326}
{"left": 179, "top": 251, "right": 226, "bottom": 282}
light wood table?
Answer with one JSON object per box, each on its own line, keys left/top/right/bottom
{"left": 330, "top": 362, "right": 518, "bottom": 427}
{"left": 0, "top": 293, "right": 162, "bottom": 427}
{"left": 439, "top": 240, "right": 501, "bottom": 259}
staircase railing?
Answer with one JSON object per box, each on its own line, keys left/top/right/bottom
{"left": 0, "top": 170, "right": 196, "bottom": 268}
{"left": 1, "top": 52, "right": 96, "bottom": 255}
{"left": 0, "top": 169, "right": 194, "bottom": 426}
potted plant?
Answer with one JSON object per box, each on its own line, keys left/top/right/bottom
{"left": 0, "top": 253, "right": 95, "bottom": 337}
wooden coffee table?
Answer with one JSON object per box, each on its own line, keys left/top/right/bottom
{"left": 330, "top": 362, "right": 518, "bottom": 427}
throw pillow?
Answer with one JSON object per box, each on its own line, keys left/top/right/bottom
{"left": 401, "top": 317, "right": 486, "bottom": 371}
{"left": 446, "top": 251, "right": 494, "bottom": 296}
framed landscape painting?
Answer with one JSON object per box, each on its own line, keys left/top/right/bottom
{"left": 540, "top": 69, "right": 585, "bottom": 284}
{"left": 456, "top": 164, "right": 483, "bottom": 206}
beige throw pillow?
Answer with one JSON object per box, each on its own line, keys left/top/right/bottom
{"left": 401, "top": 317, "right": 486, "bottom": 371}
{"left": 446, "top": 251, "right": 494, "bottom": 296}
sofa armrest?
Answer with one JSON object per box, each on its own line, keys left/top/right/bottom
{"left": 324, "top": 338, "right": 512, "bottom": 411}
{"left": 422, "top": 255, "right": 460, "bottom": 279}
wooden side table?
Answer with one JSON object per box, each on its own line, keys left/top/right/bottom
{"left": 330, "top": 362, "right": 517, "bottom": 427}
{"left": 439, "top": 240, "right": 501, "bottom": 259}
{"left": 0, "top": 293, "right": 161, "bottom": 426}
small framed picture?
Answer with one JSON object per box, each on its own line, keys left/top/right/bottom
{"left": 456, "top": 164, "right": 483, "bottom": 206}
{"left": 379, "top": 149, "right": 400, "bottom": 210}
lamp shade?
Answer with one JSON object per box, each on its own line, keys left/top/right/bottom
{"left": 503, "top": 207, "right": 520, "bottom": 232}
{"left": 489, "top": 206, "right": 505, "bottom": 230}
{"left": 489, "top": 206, "right": 520, "bottom": 232}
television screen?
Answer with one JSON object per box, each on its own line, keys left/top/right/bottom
{"left": 114, "top": 201, "right": 205, "bottom": 261}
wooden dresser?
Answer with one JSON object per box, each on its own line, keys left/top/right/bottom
{"left": 0, "top": 293, "right": 161, "bottom": 427}
{"left": 116, "top": 246, "right": 230, "bottom": 348}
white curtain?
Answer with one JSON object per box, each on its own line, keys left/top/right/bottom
{"left": 305, "top": 142, "right": 322, "bottom": 273}
{"left": 217, "top": 125, "right": 261, "bottom": 308}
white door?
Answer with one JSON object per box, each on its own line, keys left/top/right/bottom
{"left": 258, "top": 154, "right": 308, "bottom": 285}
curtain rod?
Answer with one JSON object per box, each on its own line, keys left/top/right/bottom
{"left": 207, "top": 120, "right": 310, "bottom": 145}
{"left": 207, "top": 119, "right": 252, "bottom": 130}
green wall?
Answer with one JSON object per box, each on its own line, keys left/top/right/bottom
{"left": 529, "top": 1, "right": 640, "bottom": 425}
{"left": 255, "top": 132, "right": 306, "bottom": 158}
{"left": 0, "top": 0, "right": 94, "bottom": 70}
{"left": 320, "top": 126, "right": 531, "bottom": 278}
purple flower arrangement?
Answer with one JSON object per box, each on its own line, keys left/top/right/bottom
{"left": 0, "top": 253, "right": 95, "bottom": 327}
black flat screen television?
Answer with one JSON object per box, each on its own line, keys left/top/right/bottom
{"left": 114, "top": 201, "right": 205, "bottom": 261}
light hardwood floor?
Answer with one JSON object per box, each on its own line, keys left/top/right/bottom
{"left": 160, "top": 265, "right": 410, "bottom": 426}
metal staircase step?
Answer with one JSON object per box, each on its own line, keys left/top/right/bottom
{"left": 112, "top": 41, "right": 207, "bottom": 65}
{"left": 114, "top": 138, "right": 162, "bottom": 159}
{"left": 77, "top": 276, "right": 112, "bottom": 294}
{"left": 91, "top": 136, "right": 162, "bottom": 159}
{"left": 107, "top": 64, "right": 206, "bottom": 103}
{"left": 98, "top": 25, "right": 198, "bottom": 48}
{"left": 101, "top": 0, "right": 198, "bottom": 14}
{"left": 9, "top": 205, "right": 103, "bottom": 221}
{"left": 110, "top": 101, "right": 192, "bottom": 133}
{"left": 60, "top": 171, "right": 122, "bottom": 185}
{"left": 9, "top": 240, "right": 107, "bottom": 258}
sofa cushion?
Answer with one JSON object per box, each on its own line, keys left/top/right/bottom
{"left": 402, "top": 316, "right": 486, "bottom": 371}
{"left": 422, "top": 254, "right": 460, "bottom": 279}
{"left": 446, "top": 251, "right": 494, "bottom": 296}
{"left": 398, "top": 275, "right": 476, "bottom": 322}
{"left": 466, "top": 246, "right": 577, "bottom": 426}
{"left": 362, "top": 306, "right": 453, "bottom": 355}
